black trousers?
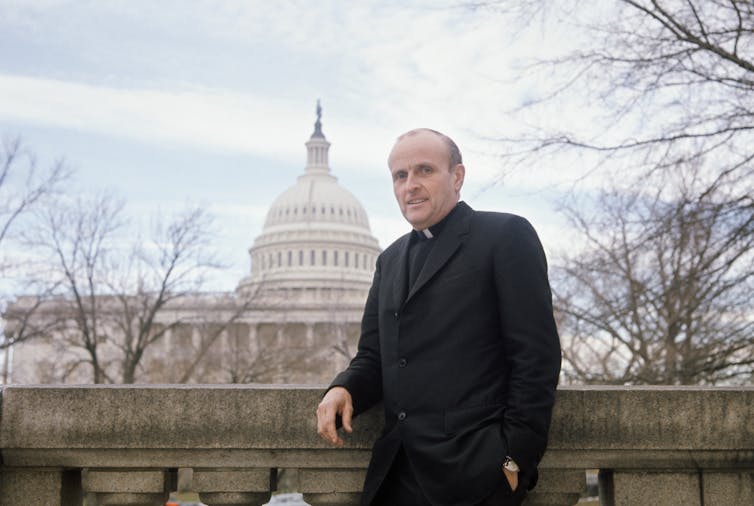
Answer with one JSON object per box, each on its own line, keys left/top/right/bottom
{"left": 372, "top": 447, "right": 527, "bottom": 506}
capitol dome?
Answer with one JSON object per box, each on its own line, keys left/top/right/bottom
{"left": 237, "top": 105, "right": 381, "bottom": 307}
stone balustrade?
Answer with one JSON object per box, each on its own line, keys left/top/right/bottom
{"left": 0, "top": 385, "right": 752, "bottom": 506}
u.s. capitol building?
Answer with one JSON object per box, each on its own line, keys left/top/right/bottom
{"left": 8, "top": 107, "right": 381, "bottom": 385}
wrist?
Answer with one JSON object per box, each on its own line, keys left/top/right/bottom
{"left": 503, "top": 456, "right": 520, "bottom": 473}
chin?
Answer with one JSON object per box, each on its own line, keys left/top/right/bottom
{"left": 406, "top": 210, "right": 427, "bottom": 222}
{"left": 406, "top": 216, "right": 427, "bottom": 229}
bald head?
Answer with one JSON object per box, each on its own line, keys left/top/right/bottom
{"left": 393, "top": 128, "right": 463, "bottom": 170}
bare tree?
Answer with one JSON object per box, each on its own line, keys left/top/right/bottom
{"left": 107, "top": 207, "right": 223, "bottom": 383}
{"left": 482, "top": 1, "right": 754, "bottom": 181}
{"left": 0, "top": 137, "right": 69, "bottom": 382}
{"left": 475, "top": 0, "right": 754, "bottom": 229}
{"left": 0, "top": 140, "right": 269, "bottom": 386}
{"left": 16, "top": 193, "right": 231, "bottom": 384}
{"left": 466, "top": 1, "right": 754, "bottom": 383}
{"left": 19, "top": 193, "right": 125, "bottom": 383}
{"left": 0, "top": 137, "right": 69, "bottom": 259}
{"left": 471, "top": 0, "right": 754, "bottom": 216}
{"left": 555, "top": 165, "right": 754, "bottom": 384}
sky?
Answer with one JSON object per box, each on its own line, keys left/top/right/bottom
{"left": 0, "top": 0, "right": 584, "bottom": 290}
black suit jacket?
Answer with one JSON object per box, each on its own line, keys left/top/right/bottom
{"left": 331, "top": 202, "right": 561, "bottom": 506}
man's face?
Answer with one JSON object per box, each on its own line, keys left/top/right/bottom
{"left": 388, "top": 131, "right": 465, "bottom": 230}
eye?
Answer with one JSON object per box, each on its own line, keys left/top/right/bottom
{"left": 393, "top": 171, "right": 407, "bottom": 181}
{"left": 420, "top": 165, "right": 433, "bottom": 174}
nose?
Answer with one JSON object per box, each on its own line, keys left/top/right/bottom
{"left": 406, "top": 171, "right": 420, "bottom": 191}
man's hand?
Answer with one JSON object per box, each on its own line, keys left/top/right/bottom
{"left": 503, "top": 467, "right": 519, "bottom": 492}
{"left": 316, "top": 386, "right": 354, "bottom": 447}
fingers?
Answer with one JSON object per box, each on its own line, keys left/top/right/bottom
{"left": 316, "top": 387, "right": 353, "bottom": 447}
{"left": 341, "top": 401, "right": 353, "bottom": 434}
{"left": 502, "top": 467, "right": 519, "bottom": 491}
{"left": 316, "top": 400, "right": 342, "bottom": 446}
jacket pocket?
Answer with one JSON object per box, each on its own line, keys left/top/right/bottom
{"left": 444, "top": 402, "right": 505, "bottom": 436}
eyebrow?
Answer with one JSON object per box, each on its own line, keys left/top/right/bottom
{"left": 392, "top": 160, "right": 435, "bottom": 170}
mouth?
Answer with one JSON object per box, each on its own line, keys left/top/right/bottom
{"left": 407, "top": 198, "right": 428, "bottom": 206}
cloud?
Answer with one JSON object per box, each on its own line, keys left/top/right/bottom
{"left": 0, "top": 74, "right": 321, "bottom": 160}
{"left": 0, "top": 0, "right": 590, "bottom": 218}
{"left": 0, "top": 1, "right": 560, "bottom": 181}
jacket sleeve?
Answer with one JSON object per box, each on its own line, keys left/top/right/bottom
{"left": 494, "top": 216, "right": 561, "bottom": 474}
{"left": 328, "top": 254, "right": 383, "bottom": 417}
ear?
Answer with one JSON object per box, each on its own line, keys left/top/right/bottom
{"left": 452, "top": 164, "right": 465, "bottom": 192}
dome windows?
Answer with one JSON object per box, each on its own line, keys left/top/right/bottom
{"left": 264, "top": 200, "right": 372, "bottom": 227}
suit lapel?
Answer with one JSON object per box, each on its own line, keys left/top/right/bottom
{"left": 405, "top": 202, "right": 472, "bottom": 304}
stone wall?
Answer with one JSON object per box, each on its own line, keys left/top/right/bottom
{"left": 0, "top": 385, "right": 752, "bottom": 505}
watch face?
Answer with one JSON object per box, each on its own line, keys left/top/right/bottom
{"left": 504, "top": 457, "right": 520, "bottom": 472}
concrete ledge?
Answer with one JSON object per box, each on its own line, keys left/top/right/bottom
{"left": 0, "top": 385, "right": 378, "bottom": 450}
{"left": 2, "top": 385, "right": 752, "bottom": 453}
{"left": 1, "top": 385, "right": 752, "bottom": 506}
{"left": 550, "top": 386, "right": 754, "bottom": 451}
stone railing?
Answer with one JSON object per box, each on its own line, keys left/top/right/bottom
{"left": 0, "top": 385, "right": 752, "bottom": 506}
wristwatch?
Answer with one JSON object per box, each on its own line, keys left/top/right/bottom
{"left": 503, "top": 456, "right": 520, "bottom": 473}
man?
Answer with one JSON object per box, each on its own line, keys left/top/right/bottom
{"left": 316, "top": 128, "right": 561, "bottom": 505}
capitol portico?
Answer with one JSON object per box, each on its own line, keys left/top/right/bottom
{"left": 6, "top": 105, "right": 382, "bottom": 385}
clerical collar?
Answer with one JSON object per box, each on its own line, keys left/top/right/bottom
{"left": 413, "top": 202, "right": 460, "bottom": 241}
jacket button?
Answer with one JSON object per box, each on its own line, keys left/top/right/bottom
{"left": 397, "top": 411, "right": 407, "bottom": 421}
{"left": 398, "top": 358, "right": 407, "bottom": 368}
{"left": 394, "top": 312, "right": 399, "bottom": 320}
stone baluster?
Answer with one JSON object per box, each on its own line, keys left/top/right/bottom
{"left": 81, "top": 468, "right": 173, "bottom": 506}
{"left": 523, "top": 468, "right": 585, "bottom": 506}
{"left": 701, "top": 471, "right": 754, "bottom": 505}
{"left": 194, "top": 467, "right": 274, "bottom": 506}
{"left": 601, "top": 469, "right": 754, "bottom": 506}
{"left": 300, "top": 468, "right": 366, "bottom": 506}
{"left": 0, "top": 468, "right": 81, "bottom": 506}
